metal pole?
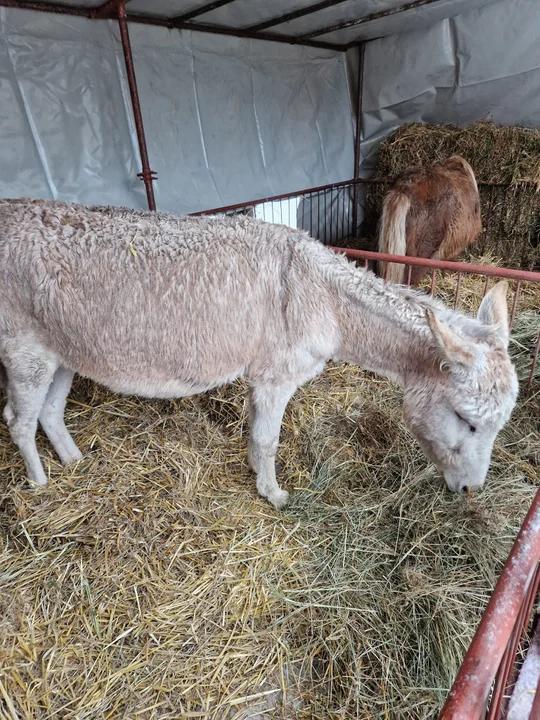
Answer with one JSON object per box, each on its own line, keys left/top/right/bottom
{"left": 91, "top": 0, "right": 132, "bottom": 19}
{"left": 117, "top": 1, "right": 157, "bottom": 211}
{"left": 351, "top": 43, "right": 365, "bottom": 238}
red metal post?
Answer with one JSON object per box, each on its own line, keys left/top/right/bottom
{"left": 487, "top": 564, "right": 540, "bottom": 719}
{"left": 91, "top": 0, "right": 132, "bottom": 19}
{"left": 438, "top": 487, "right": 540, "bottom": 720}
{"left": 430, "top": 268, "right": 436, "bottom": 295}
{"left": 454, "top": 272, "right": 462, "bottom": 309}
{"left": 526, "top": 328, "right": 540, "bottom": 395}
{"left": 510, "top": 280, "right": 521, "bottom": 330}
{"left": 117, "top": 1, "right": 157, "bottom": 211}
{"left": 351, "top": 43, "right": 365, "bottom": 239}
{"left": 406, "top": 264, "right": 412, "bottom": 285}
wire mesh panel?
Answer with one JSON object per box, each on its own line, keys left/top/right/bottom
{"left": 193, "top": 179, "right": 358, "bottom": 245}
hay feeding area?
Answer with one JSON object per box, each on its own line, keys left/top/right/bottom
{"left": 361, "top": 122, "right": 540, "bottom": 270}
{"left": 1, "top": 262, "right": 539, "bottom": 720}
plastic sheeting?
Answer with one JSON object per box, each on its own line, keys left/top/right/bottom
{"left": 0, "top": 8, "right": 354, "bottom": 212}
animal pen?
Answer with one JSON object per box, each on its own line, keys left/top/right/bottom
{"left": 0, "top": 0, "right": 540, "bottom": 718}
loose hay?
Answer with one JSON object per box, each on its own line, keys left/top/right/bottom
{"left": 361, "top": 122, "right": 540, "bottom": 270}
{"left": 0, "top": 269, "right": 539, "bottom": 719}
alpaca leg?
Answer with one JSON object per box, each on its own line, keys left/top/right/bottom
{"left": 39, "top": 367, "right": 82, "bottom": 465}
{"left": 248, "top": 383, "right": 296, "bottom": 510}
{"left": 4, "top": 355, "right": 58, "bottom": 486}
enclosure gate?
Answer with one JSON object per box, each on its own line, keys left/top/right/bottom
{"left": 196, "top": 181, "right": 540, "bottom": 718}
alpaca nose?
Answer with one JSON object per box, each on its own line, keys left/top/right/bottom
{"left": 461, "top": 485, "right": 469, "bottom": 494}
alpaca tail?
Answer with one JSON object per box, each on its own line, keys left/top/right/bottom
{"left": 377, "top": 191, "right": 410, "bottom": 284}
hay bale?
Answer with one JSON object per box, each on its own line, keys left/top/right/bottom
{"left": 0, "top": 269, "right": 538, "bottom": 718}
{"left": 362, "top": 122, "right": 540, "bottom": 270}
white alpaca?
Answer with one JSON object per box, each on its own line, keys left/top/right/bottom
{"left": 0, "top": 199, "right": 518, "bottom": 508}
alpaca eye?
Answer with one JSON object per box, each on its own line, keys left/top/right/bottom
{"left": 455, "top": 411, "right": 476, "bottom": 434}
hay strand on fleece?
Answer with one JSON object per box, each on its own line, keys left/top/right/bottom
{"left": 361, "top": 122, "right": 540, "bottom": 270}
{"left": 0, "top": 269, "right": 539, "bottom": 719}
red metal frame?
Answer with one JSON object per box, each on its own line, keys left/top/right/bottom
{"left": 299, "top": 0, "right": 451, "bottom": 42}
{"left": 438, "top": 488, "right": 540, "bottom": 719}
{"left": 336, "top": 248, "right": 540, "bottom": 283}
{"left": 193, "top": 176, "right": 527, "bottom": 218}
{"left": 487, "top": 565, "right": 540, "bottom": 719}
{"left": 334, "top": 248, "right": 540, "bottom": 394}
{"left": 0, "top": 0, "right": 349, "bottom": 50}
{"left": 0, "top": 0, "right": 452, "bottom": 51}
{"left": 246, "top": 0, "right": 352, "bottom": 33}
{"left": 116, "top": 1, "right": 157, "bottom": 211}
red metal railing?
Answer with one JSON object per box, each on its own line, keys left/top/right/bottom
{"left": 329, "top": 247, "right": 540, "bottom": 715}
{"left": 438, "top": 489, "right": 540, "bottom": 720}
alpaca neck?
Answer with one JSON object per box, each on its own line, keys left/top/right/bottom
{"left": 332, "top": 271, "right": 436, "bottom": 387}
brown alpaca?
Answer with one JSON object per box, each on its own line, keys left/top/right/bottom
{"left": 377, "top": 155, "right": 482, "bottom": 284}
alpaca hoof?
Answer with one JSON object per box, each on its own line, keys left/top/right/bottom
{"left": 63, "top": 449, "right": 83, "bottom": 465}
{"left": 28, "top": 474, "right": 48, "bottom": 487}
{"left": 268, "top": 489, "right": 290, "bottom": 510}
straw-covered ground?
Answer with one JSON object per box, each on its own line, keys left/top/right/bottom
{"left": 0, "top": 260, "right": 539, "bottom": 719}
{"left": 361, "top": 122, "right": 540, "bottom": 270}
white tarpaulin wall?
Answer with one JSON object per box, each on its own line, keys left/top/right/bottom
{"left": 0, "top": 8, "right": 354, "bottom": 213}
{"left": 1, "top": 0, "right": 539, "bottom": 227}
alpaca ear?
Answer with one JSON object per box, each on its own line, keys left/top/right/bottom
{"left": 477, "top": 281, "right": 510, "bottom": 348}
{"left": 425, "top": 309, "right": 479, "bottom": 369}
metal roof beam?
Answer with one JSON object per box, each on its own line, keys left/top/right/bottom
{"left": 296, "top": 0, "right": 446, "bottom": 40}
{"left": 167, "top": 16, "right": 346, "bottom": 51}
{"left": 171, "top": 0, "right": 239, "bottom": 24}
{"left": 246, "top": 0, "right": 350, "bottom": 33}
{"left": 0, "top": 0, "right": 347, "bottom": 51}
{"left": 0, "top": 0, "right": 90, "bottom": 17}
{"left": 92, "top": 0, "right": 132, "bottom": 19}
